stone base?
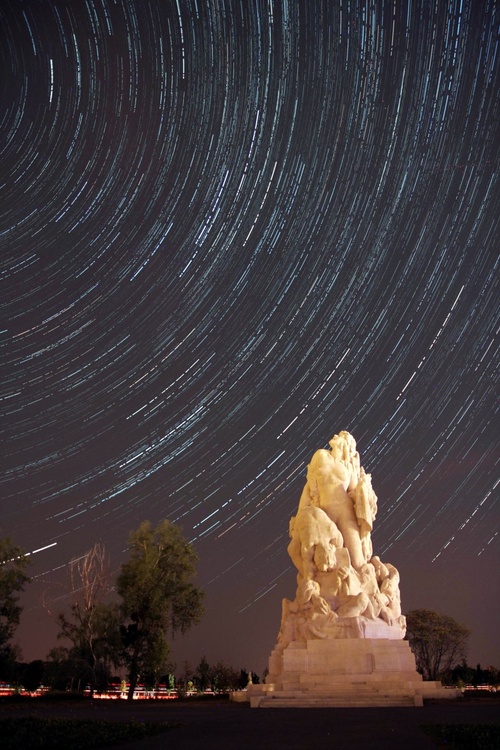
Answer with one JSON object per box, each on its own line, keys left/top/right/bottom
{"left": 235, "top": 638, "right": 461, "bottom": 708}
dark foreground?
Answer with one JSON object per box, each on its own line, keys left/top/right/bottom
{"left": 1, "top": 696, "right": 499, "bottom": 750}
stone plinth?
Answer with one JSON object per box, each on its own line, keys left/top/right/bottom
{"left": 240, "top": 638, "right": 460, "bottom": 707}
{"left": 232, "top": 432, "right": 463, "bottom": 708}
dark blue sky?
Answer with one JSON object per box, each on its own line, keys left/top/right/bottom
{"left": 1, "top": 0, "right": 498, "bottom": 675}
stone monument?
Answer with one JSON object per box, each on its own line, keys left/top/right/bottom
{"left": 240, "top": 431, "right": 459, "bottom": 707}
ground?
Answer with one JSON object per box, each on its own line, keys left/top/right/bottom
{"left": 1, "top": 694, "right": 498, "bottom": 750}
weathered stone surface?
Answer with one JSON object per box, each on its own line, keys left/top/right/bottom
{"left": 235, "top": 432, "right": 460, "bottom": 707}
{"left": 277, "top": 432, "right": 406, "bottom": 649}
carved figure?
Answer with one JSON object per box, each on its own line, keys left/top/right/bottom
{"left": 354, "top": 468, "right": 378, "bottom": 562}
{"left": 276, "top": 432, "right": 406, "bottom": 647}
{"left": 295, "top": 580, "right": 337, "bottom": 640}
{"left": 371, "top": 556, "right": 404, "bottom": 628}
{"left": 317, "top": 566, "right": 369, "bottom": 619}
{"left": 300, "top": 433, "right": 365, "bottom": 569}
{"left": 288, "top": 505, "right": 343, "bottom": 582}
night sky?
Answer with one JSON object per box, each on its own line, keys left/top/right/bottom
{"left": 1, "top": 0, "right": 498, "bottom": 678}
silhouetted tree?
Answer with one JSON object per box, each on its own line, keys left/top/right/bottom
{"left": 45, "top": 647, "right": 86, "bottom": 691}
{"left": 449, "top": 659, "right": 475, "bottom": 687}
{"left": 117, "top": 520, "right": 204, "bottom": 700}
{"left": 238, "top": 668, "right": 249, "bottom": 689}
{"left": 405, "top": 609, "right": 470, "bottom": 681}
{"left": 483, "top": 665, "right": 499, "bottom": 687}
{"left": 0, "top": 534, "right": 30, "bottom": 677}
{"left": 195, "top": 655, "right": 212, "bottom": 692}
{"left": 52, "top": 543, "right": 120, "bottom": 691}
{"left": 21, "top": 660, "right": 45, "bottom": 692}
{"left": 210, "top": 660, "right": 239, "bottom": 692}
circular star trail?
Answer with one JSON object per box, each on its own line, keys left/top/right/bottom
{"left": 1, "top": 1, "right": 498, "bottom": 672}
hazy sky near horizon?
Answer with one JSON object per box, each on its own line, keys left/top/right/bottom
{"left": 1, "top": 0, "right": 498, "bottom": 675}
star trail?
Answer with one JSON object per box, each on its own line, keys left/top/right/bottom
{"left": 1, "top": 0, "right": 498, "bottom": 674}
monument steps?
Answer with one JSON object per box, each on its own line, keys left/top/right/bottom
{"left": 256, "top": 693, "right": 417, "bottom": 708}
{"left": 232, "top": 433, "right": 462, "bottom": 710}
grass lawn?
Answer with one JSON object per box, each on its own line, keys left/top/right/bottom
{"left": 0, "top": 716, "right": 177, "bottom": 749}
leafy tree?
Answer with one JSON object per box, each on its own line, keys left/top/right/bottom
{"left": 237, "top": 668, "right": 249, "bottom": 689}
{"left": 0, "top": 535, "right": 30, "bottom": 676}
{"left": 405, "top": 609, "right": 470, "bottom": 681}
{"left": 21, "top": 660, "right": 45, "bottom": 692}
{"left": 210, "top": 660, "right": 239, "bottom": 692}
{"left": 482, "top": 665, "right": 499, "bottom": 687}
{"left": 117, "top": 520, "right": 204, "bottom": 700}
{"left": 44, "top": 646, "right": 91, "bottom": 691}
{"left": 53, "top": 543, "right": 120, "bottom": 692}
{"left": 449, "top": 659, "right": 475, "bottom": 687}
{"left": 195, "top": 655, "right": 212, "bottom": 692}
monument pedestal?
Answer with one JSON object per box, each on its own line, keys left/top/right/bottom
{"left": 242, "top": 638, "right": 460, "bottom": 707}
{"left": 231, "top": 432, "right": 462, "bottom": 708}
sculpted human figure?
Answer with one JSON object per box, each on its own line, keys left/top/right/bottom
{"left": 354, "top": 468, "right": 378, "bottom": 563}
{"left": 316, "top": 564, "right": 369, "bottom": 619}
{"left": 300, "top": 432, "right": 365, "bottom": 569}
{"left": 295, "top": 580, "right": 336, "bottom": 640}
{"left": 338, "top": 430, "right": 361, "bottom": 480}
{"left": 356, "top": 563, "right": 393, "bottom": 622}
{"left": 275, "top": 432, "right": 406, "bottom": 649}
{"left": 277, "top": 580, "right": 336, "bottom": 647}
{"left": 371, "top": 556, "right": 405, "bottom": 629}
{"left": 288, "top": 505, "right": 344, "bottom": 582}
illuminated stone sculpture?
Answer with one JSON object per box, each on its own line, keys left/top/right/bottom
{"left": 279, "top": 431, "right": 406, "bottom": 644}
{"left": 239, "top": 431, "right": 460, "bottom": 707}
